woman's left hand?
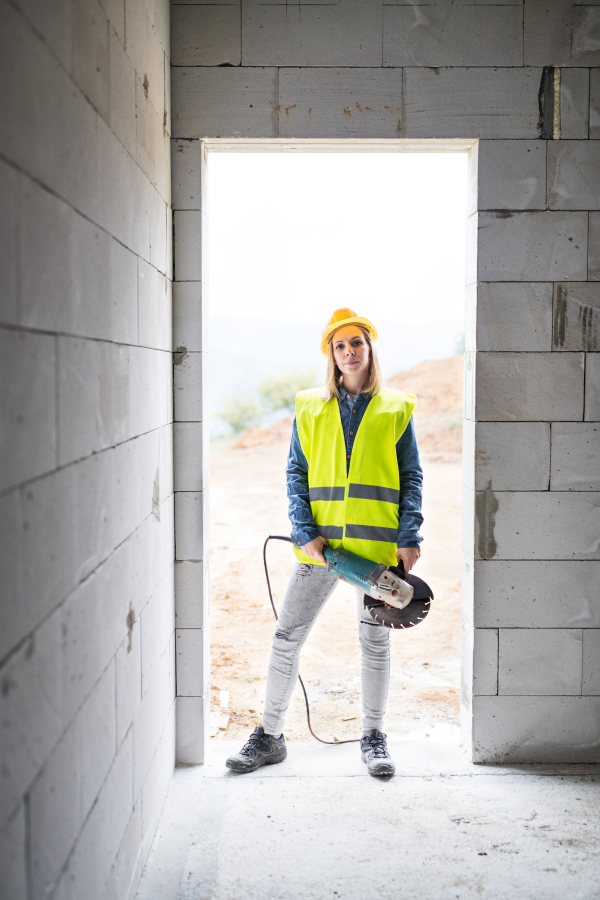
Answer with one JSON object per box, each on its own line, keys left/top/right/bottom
{"left": 396, "top": 546, "right": 420, "bottom": 572}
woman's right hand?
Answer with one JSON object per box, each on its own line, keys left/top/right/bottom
{"left": 302, "top": 536, "right": 329, "bottom": 564}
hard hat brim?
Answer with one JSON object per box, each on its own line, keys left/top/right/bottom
{"left": 320, "top": 316, "right": 378, "bottom": 356}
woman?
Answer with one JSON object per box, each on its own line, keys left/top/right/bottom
{"left": 226, "top": 308, "right": 423, "bottom": 777}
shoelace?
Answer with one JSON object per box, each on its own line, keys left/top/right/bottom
{"left": 240, "top": 734, "right": 263, "bottom": 756}
{"left": 366, "top": 735, "right": 389, "bottom": 758}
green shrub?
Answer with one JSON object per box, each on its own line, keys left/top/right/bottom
{"left": 258, "top": 368, "right": 319, "bottom": 413}
{"left": 218, "top": 395, "right": 262, "bottom": 433}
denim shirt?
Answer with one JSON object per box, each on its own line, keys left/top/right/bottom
{"left": 286, "top": 390, "right": 424, "bottom": 549}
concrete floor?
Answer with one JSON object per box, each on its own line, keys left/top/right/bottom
{"left": 137, "top": 740, "right": 600, "bottom": 900}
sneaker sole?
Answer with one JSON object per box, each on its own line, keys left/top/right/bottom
{"left": 225, "top": 750, "right": 287, "bottom": 774}
{"left": 361, "top": 754, "right": 395, "bottom": 777}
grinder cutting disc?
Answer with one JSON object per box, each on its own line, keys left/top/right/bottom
{"left": 364, "top": 564, "right": 433, "bottom": 629}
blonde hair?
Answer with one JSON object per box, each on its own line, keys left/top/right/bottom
{"left": 322, "top": 326, "right": 383, "bottom": 402}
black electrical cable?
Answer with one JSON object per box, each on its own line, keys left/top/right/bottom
{"left": 263, "top": 535, "right": 360, "bottom": 746}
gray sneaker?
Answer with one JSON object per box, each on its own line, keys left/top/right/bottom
{"left": 225, "top": 726, "right": 287, "bottom": 773}
{"left": 361, "top": 729, "right": 395, "bottom": 777}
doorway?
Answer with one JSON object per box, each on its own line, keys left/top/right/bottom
{"left": 201, "top": 142, "right": 471, "bottom": 747}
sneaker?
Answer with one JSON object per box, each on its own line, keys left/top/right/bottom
{"left": 360, "top": 729, "right": 395, "bottom": 777}
{"left": 225, "top": 726, "right": 287, "bottom": 774}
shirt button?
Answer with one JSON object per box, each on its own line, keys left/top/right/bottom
{"left": 350, "top": 431, "right": 354, "bottom": 436}
{"left": 352, "top": 410, "right": 356, "bottom": 414}
{"left": 347, "top": 454, "right": 351, "bottom": 459}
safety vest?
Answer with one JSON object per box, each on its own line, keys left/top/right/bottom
{"left": 292, "top": 387, "right": 416, "bottom": 568}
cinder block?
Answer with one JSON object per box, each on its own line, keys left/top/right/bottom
{"left": 171, "top": 4, "right": 240, "bottom": 66}
{"left": 475, "top": 490, "right": 600, "bottom": 560}
{"left": 171, "top": 139, "right": 203, "bottom": 211}
{"left": 101, "top": 801, "right": 142, "bottom": 900}
{"left": 173, "top": 281, "right": 204, "bottom": 352}
{"left": 0, "top": 160, "right": 18, "bottom": 326}
{"left": 475, "top": 422, "right": 550, "bottom": 491}
{"left": 97, "top": 119, "right": 150, "bottom": 260}
{"left": 175, "top": 491, "right": 205, "bottom": 560}
{"left": 477, "top": 211, "right": 587, "bottom": 282}
{"left": 473, "top": 629, "right": 498, "bottom": 696}
{"left": 174, "top": 350, "right": 205, "bottom": 422}
{"left": 548, "top": 141, "right": 600, "bottom": 210}
{"left": 525, "top": 0, "right": 600, "bottom": 66}
{"left": 0, "top": 468, "right": 78, "bottom": 662}
{"left": 72, "top": 0, "right": 110, "bottom": 120}
{"left": 175, "top": 628, "right": 206, "bottom": 697}
{"left": 585, "top": 353, "right": 600, "bottom": 420}
{"left": 139, "top": 259, "right": 172, "bottom": 351}
{"left": 463, "top": 351, "right": 475, "bottom": 421}
{"left": 149, "top": 183, "right": 169, "bottom": 271}
{"left": 474, "top": 141, "right": 546, "bottom": 211}
{"left": 583, "top": 630, "right": 600, "bottom": 694}
{"left": 29, "top": 720, "right": 80, "bottom": 900}
{"left": 476, "top": 283, "right": 553, "bottom": 351}
{"left": 561, "top": 69, "right": 589, "bottom": 139}
{"left": 460, "top": 619, "right": 474, "bottom": 710}
{"left": 0, "top": 329, "right": 56, "bottom": 492}
{"left": 63, "top": 731, "right": 133, "bottom": 900}
{"left": 141, "top": 589, "right": 161, "bottom": 698}
{"left": 129, "top": 346, "right": 172, "bottom": 436}
{"left": 499, "top": 628, "right": 583, "bottom": 695}
{"left": 590, "top": 69, "right": 600, "bottom": 139}
{"left": 58, "top": 337, "right": 130, "bottom": 465}
{"left": 175, "top": 560, "right": 208, "bottom": 629}
{"left": 159, "top": 567, "right": 175, "bottom": 654}
{"left": 404, "top": 67, "right": 540, "bottom": 139}
{"left": 474, "top": 560, "right": 600, "bottom": 629}
{"left": 171, "top": 67, "right": 278, "bottom": 139}
{"left": 158, "top": 423, "right": 174, "bottom": 503}
{"left": 475, "top": 352, "right": 584, "bottom": 422}
{"left": 0, "top": 801, "right": 27, "bottom": 900}
{"left": 0, "top": 610, "right": 63, "bottom": 824}
{"left": 589, "top": 212, "right": 600, "bottom": 279}
{"left": 242, "top": 0, "right": 382, "bottom": 67}
{"left": 135, "top": 73, "right": 168, "bottom": 195}
{"left": 79, "top": 663, "right": 117, "bottom": 818}
{"left": 384, "top": 3, "right": 522, "bottom": 67}
{"left": 553, "top": 283, "right": 600, "bottom": 352}
{"left": 62, "top": 568, "right": 106, "bottom": 722}
{"left": 0, "top": 4, "right": 101, "bottom": 223}
{"left": 100, "top": 0, "right": 125, "bottom": 45}
{"left": 174, "top": 422, "right": 206, "bottom": 492}
{"left": 173, "top": 210, "right": 202, "bottom": 281}
{"left": 472, "top": 695, "right": 600, "bottom": 763}
{"left": 279, "top": 68, "right": 403, "bottom": 139}
{"left": 133, "top": 677, "right": 158, "bottom": 801}
{"left": 176, "top": 696, "right": 207, "bottom": 765}
{"left": 116, "top": 630, "right": 141, "bottom": 749}
{"left": 465, "top": 213, "right": 477, "bottom": 287}
{"left": 551, "top": 423, "right": 600, "bottom": 490}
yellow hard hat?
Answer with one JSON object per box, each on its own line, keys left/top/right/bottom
{"left": 320, "top": 308, "right": 378, "bottom": 356}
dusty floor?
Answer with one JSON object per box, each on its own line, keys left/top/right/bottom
{"left": 138, "top": 742, "right": 600, "bottom": 900}
{"left": 209, "top": 440, "right": 462, "bottom": 744}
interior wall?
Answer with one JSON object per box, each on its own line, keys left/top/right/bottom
{"left": 170, "top": 0, "right": 600, "bottom": 764}
{"left": 0, "top": 2, "right": 174, "bottom": 898}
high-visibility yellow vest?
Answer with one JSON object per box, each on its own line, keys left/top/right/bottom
{"left": 292, "top": 387, "right": 416, "bottom": 567}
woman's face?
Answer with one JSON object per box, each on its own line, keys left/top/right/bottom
{"left": 331, "top": 325, "right": 370, "bottom": 382}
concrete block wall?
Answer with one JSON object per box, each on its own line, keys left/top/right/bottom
{"left": 170, "top": 0, "right": 600, "bottom": 764}
{"left": 0, "top": 1, "right": 174, "bottom": 898}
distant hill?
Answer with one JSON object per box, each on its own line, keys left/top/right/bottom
{"left": 210, "top": 317, "right": 464, "bottom": 433}
{"left": 233, "top": 354, "right": 464, "bottom": 462}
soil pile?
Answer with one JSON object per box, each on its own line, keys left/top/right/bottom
{"left": 233, "top": 355, "right": 463, "bottom": 461}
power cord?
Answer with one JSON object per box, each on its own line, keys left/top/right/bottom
{"left": 263, "top": 535, "right": 360, "bottom": 746}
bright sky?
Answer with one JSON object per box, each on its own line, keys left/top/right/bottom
{"left": 208, "top": 152, "right": 468, "bottom": 327}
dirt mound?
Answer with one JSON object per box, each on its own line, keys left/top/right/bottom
{"left": 232, "top": 355, "right": 463, "bottom": 460}
{"left": 232, "top": 414, "right": 295, "bottom": 449}
{"left": 387, "top": 355, "right": 463, "bottom": 461}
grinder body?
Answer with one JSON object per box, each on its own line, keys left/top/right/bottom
{"left": 323, "top": 546, "right": 413, "bottom": 609}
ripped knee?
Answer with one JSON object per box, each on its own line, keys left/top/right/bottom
{"left": 295, "top": 564, "right": 312, "bottom": 582}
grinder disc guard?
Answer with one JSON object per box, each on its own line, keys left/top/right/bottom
{"left": 364, "top": 564, "right": 433, "bottom": 629}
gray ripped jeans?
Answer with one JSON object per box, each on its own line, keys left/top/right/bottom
{"left": 261, "top": 562, "right": 390, "bottom": 736}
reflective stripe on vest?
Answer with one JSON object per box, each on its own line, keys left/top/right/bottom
{"left": 293, "top": 387, "right": 416, "bottom": 567}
